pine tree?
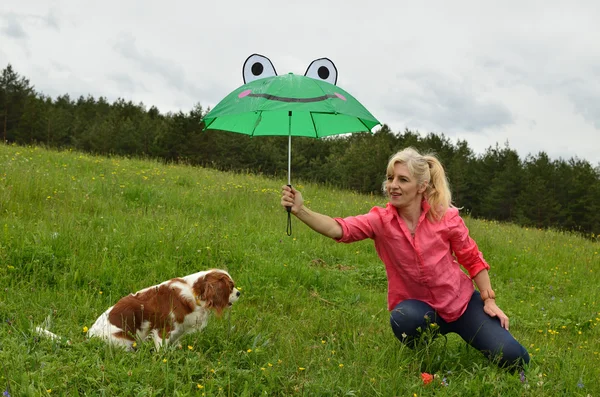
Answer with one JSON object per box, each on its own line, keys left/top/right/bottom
{"left": 516, "top": 152, "right": 561, "bottom": 228}
{"left": 0, "top": 64, "right": 35, "bottom": 143}
{"left": 479, "top": 143, "right": 523, "bottom": 221}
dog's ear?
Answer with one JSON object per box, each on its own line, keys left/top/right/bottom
{"left": 197, "top": 272, "right": 233, "bottom": 315}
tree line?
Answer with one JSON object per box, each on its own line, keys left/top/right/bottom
{"left": 2, "top": 63, "right": 599, "bottom": 235}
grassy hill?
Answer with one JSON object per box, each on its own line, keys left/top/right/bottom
{"left": 0, "top": 144, "right": 598, "bottom": 396}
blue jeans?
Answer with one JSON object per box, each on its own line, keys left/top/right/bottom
{"left": 389, "top": 291, "right": 530, "bottom": 368}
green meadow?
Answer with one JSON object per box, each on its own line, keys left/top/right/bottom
{"left": 0, "top": 144, "right": 598, "bottom": 396}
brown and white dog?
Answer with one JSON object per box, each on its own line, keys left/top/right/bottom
{"left": 36, "top": 269, "right": 240, "bottom": 351}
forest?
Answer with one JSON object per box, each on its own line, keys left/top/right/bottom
{"left": 2, "top": 63, "right": 599, "bottom": 235}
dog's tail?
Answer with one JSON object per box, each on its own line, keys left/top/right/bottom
{"left": 34, "top": 316, "right": 72, "bottom": 345}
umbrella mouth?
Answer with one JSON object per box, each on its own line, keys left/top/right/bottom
{"left": 238, "top": 90, "right": 347, "bottom": 103}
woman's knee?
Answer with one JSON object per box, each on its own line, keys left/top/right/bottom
{"left": 389, "top": 300, "right": 436, "bottom": 342}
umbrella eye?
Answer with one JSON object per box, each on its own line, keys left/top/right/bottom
{"left": 243, "top": 54, "right": 278, "bottom": 84}
{"left": 304, "top": 58, "right": 338, "bottom": 85}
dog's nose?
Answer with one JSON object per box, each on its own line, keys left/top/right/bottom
{"left": 236, "top": 291, "right": 241, "bottom": 297}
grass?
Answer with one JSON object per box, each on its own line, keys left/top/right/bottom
{"left": 0, "top": 144, "right": 598, "bottom": 396}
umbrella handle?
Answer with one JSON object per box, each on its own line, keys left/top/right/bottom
{"left": 286, "top": 184, "right": 292, "bottom": 236}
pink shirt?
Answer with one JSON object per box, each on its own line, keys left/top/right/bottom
{"left": 334, "top": 200, "right": 489, "bottom": 322}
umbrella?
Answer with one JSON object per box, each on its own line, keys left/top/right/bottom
{"left": 202, "top": 54, "right": 381, "bottom": 234}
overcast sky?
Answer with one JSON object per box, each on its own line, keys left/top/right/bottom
{"left": 1, "top": 1, "right": 599, "bottom": 165}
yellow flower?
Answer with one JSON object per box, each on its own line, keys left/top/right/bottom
{"left": 268, "top": 363, "right": 273, "bottom": 367}
{"left": 247, "top": 349, "right": 252, "bottom": 353}
{"left": 197, "top": 384, "right": 204, "bottom": 389}
{"left": 339, "top": 364, "right": 344, "bottom": 368}
{"left": 187, "top": 345, "right": 193, "bottom": 350}
{"left": 260, "top": 367, "right": 266, "bottom": 371}
{"left": 46, "top": 390, "right": 52, "bottom": 394}
{"left": 82, "top": 326, "right": 88, "bottom": 333}
{"left": 299, "top": 367, "right": 305, "bottom": 371}
{"left": 133, "top": 342, "right": 137, "bottom": 347}
{"left": 163, "top": 359, "right": 167, "bottom": 363}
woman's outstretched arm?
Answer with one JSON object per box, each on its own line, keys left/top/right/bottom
{"left": 281, "top": 185, "right": 343, "bottom": 239}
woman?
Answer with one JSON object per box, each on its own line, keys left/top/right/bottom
{"left": 280, "top": 147, "right": 529, "bottom": 368}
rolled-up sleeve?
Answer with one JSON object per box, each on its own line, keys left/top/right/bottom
{"left": 447, "top": 211, "right": 490, "bottom": 278}
{"left": 333, "top": 211, "right": 377, "bottom": 243}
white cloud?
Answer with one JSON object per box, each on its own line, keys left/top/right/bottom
{"left": 1, "top": 0, "right": 599, "bottom": 164}
{"left": 1, "top": 12, "right": 28, "bottom": 39}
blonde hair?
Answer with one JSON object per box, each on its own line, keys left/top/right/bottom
{"left": 383, "top": 147, "right": 452, "bottom": 221}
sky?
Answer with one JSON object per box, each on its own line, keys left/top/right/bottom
{"left": 1, "top": 0, "right": 599, "bottom": 165}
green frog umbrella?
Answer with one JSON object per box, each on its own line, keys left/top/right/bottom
{"left": 202, "top": 54, "right": 381, "bottom": 234}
